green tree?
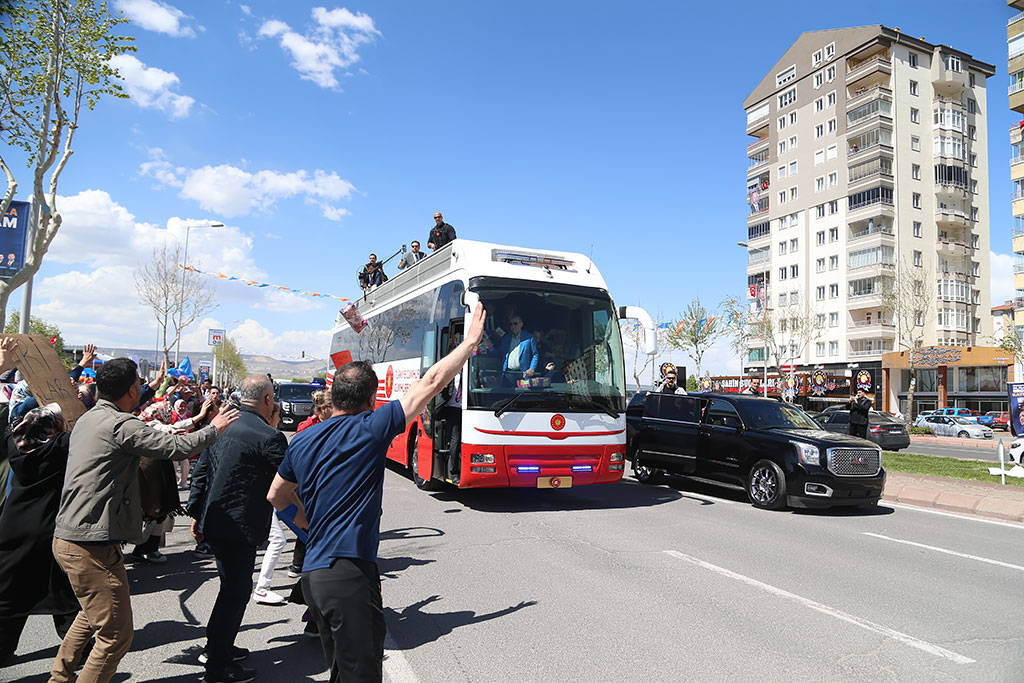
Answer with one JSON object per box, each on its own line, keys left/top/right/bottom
{"left": 0, "top": 0, "right": 134, "bottom": 327}
{"left": 213, "top": 336, "right": 247, "bottom": 389}
{"left": 4, "top": 311, "right": 65, "bottom": 355}
{"left": 665, "top": 297, "right": 725, "bottom": 380}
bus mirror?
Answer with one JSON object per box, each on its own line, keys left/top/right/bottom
{"left": 462, "top": 290, "right": 480, "bottom": 311}
{"left": 617, "top": 305, "right": 657, "bottom": 357}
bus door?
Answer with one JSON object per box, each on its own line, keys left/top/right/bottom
{"left": 432, "top": 316, "right": 465, "bottom": 481}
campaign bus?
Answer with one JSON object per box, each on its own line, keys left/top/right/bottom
{"left": 327, "top": 239, "right": 655, "bottom": 490}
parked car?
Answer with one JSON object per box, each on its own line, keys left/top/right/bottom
{"left": 274, "top": 382, "right": 319, "bottom": 430}
{"left": 627, "top": 393, "right": 885, "bottom": 510}
{"left": 932, "top": 407, "right": 994, "bottom": 427}
{"left": 814, "top": 410, "right": 911, "bottom": 451}
{"left": 913, "top": 410, "right": 937, "bottom": 427}
{"left": 918, "top": 415, "right": 994, "bottom": 439}
{"left": 985, "top": 411, "right": 1010, "bottom": 431}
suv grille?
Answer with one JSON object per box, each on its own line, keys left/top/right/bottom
{"left": 826, "top": 448, "right": 881, "bottom": 477}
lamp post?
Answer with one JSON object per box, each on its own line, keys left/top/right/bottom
{"left": 737, "top": 240, "right": 769, "bottom": 398}
{"left": 175, "top": 222, "right": 224, "bottom": 364}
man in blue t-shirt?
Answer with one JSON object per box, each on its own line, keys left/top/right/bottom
{"left": 268, "top": 303, "right": 486, "bottom": 683}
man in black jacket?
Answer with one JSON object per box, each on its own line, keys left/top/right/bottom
{"left": 847, "top": 389, "right": 872, "bottom": 439}
{"left": 427, "top": 211, "right": 457, "bottom": 251}
{"left": 188, "top": 375, "right": 287, "bottom": 683}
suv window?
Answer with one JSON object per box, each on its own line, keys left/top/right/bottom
{"left": 703, "top": 399, "right": 741, "bottom": 427}
{"left": 277, "top": 384, "right": 316, "bottom": 401}
{"left": 648, "top": 394, "right": 702, "bottom": 422}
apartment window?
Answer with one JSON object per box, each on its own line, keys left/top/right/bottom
{"left": 910, "top": 107, "right": 919, "bottom": 123}
{"left": 913, "top": 221, "right": 922, "bottom": 237}
{"left": 969, "top": 72, "right": 975, "bottom": 87}
{"left": 826, "top": 65, "right": 836, "bottom": 81}
{"left": 815, "top": 97, "right": 824, "bottom": 113}
{"left": 827, "top": 117, "right": 836, "bottom": 134}
{"left": 778, "top": 241, "right": 787, "bottom": 255}
{"left": 778, "top": 116, "right": 787, "bottom": 131}
{"left": 816, "top": 342, "right": 826, "bottom": 356}
{"left": 912, "top": 164, "right": 920, "bottom": 180}
{"left": 816, "top": 258, "right": 825, "bottom": 273}
{"left": 779, "top": 293, "right": 787, "bottom": 307}
{"left": 971, "top": 180, "right": 978, "bottom": 193}
{"left": 909, "top": 80, "right": 918, "bottom": 96}
{"left": 815, "top": 176, "right": 825, "bottom": 192}
{"left": 789, "top": 135, "right": 797, "bottom": 150}
{"left": 968, "top": 125, "right": 976, "bottom": 140}
{"left": 816, "top": 286, "right": 825, "bottom": 300}
{"left": 790, "top": 187, "right": 798, "bottom": 200}
{"left": 789, "top": 212, "right": 800, "bottom": 227}
{"left": 814, "top": 72, "right": 824, "bottom": 88}
{"left": 778, "top": 140, "right": 787, "bottom": 155}
{"left": 829, "top": 284, "right": 839, "bottom": 298}
{"left": 790, "top": 238, "right": 799, "bottom": 252}
{"left": 827, "top": 171, "right": 837, "bottom": 187}
{"left": 828, "top": 200, "right": 838, "bottom": 215}
{"left": 779, "top": 267, "right": 787, "bottom": 281}
{"left": 789, "top": 161, "right": 798, "bottom": 176}
{"left": 912, "top": 193, "right": 921, "bottom": 208}
{"left": 913, "top": 250, "right": 922, "bottom": 266}
{"left": 826, "top": 143, "right": 837, "bottom": 160}
{"left": 829, "top": 312, "right": 839, "bottom": 326}
{"left": 778, "top": 191, "right": 787, "bottom": 205}
{"left": 777, "top": 218, "right": 787, "bottom": 231}
{"left": 911, "top": 136, "right": 920, "bottom": 151}
{"left": 829, "top": 341, "right": 839, "bottom": 355}
{"left": 971, "top": 207, "right": 979, "bottom": 221}
{"left": 815, "top": 204, "right": 826, "bottom": 218}
{"left": 814, "top": 149, "right": 825, "bottom": 165}
{"left": 970, "top": 153, "right": 977, "bottom": 167}
{"left": 779, "top": 87, "right": 797, "bottom": 108}
{"left": 790, "top": 291, "right": 799, "bottom": 305}
{"left": 908, "top": 52, "right": 918, "bottom": 68}
{"left": 815, "top": 123, "right": 824, "bottom": 139}
{"left": 817, "top": 314, "right": 826, "bottom": 327}
{"left": 776, "top": 66, "right": 796, "bottom": 87}
{"left": 967, "top": 99, "right": 976, "bottom": 114}
{"left": 825, "top": 42, "right": 834, "bottom": 60}
{"left": 813, "top": 50, "right": 823, "bottom": 66}
{"left": 827, "top": 91, "right": 836, "bottom": 108}
{"left": 829, "top": 255, "right": 839, "bottom": 270}
{"left": 816, "top": 230, "right": 825, "bottom": 245}
{"left": 778, "top": 165, "right": 787, "bottom": 180}
{"left": 790, "top": 264, "right": 798, "bottom": 278}
{"left": 789, "top": 111, "right": 797, "bottom": 125}
{"left": 972, "top": 262, "right": 980, "bottom": 276}
{"left": 971, "top": 234, "right": 979, "bottom": 249}
{"left": 829, "top": 227, "right": 839, "bottom": 242}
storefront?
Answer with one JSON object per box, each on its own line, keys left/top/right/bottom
{"left": 881, "top": 346, "right": 1015, "bottom": 415}
{"left": 703, "top": 372, "right": 865, "bottom": 410}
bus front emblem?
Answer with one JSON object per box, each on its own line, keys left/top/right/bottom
{"left": 550, "top": 477, "right": 562, "bottom": 488}
{"left": 385, "top": 365, "right": 394, "bottom": 399}
{"left": 550, "top": 414, "right": 566, "bottom": 431}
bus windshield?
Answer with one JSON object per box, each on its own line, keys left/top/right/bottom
{"left": 468, "top": 287, "right": 626, "bottom": 413}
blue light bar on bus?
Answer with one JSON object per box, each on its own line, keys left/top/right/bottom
{"left": 517, "top": 466, "right": 541, "bottom": 473}
{"left": 571, "top": 465, "right": 593, "bottom": 472}
{"left": 492, "top": 249, "right": 576, "bottom": 272}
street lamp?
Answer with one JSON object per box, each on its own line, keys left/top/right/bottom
{"left": 737, "top": 240, "right": 769, "bottom": 398}
{"left": 175, "top": 222, "right": 224, "bottom": 364}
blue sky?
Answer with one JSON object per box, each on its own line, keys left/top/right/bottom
{"left": 6, "top": 1, "right": 1016, "bottom": 372}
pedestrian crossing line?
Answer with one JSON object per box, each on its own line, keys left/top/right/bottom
{"left": 384, "top": 634, "right": 420, "bottom": 683}
{"left": 663, "top": 550, "right": 975, "bottom": 665}
{"left": 862, "top": 532, "right": 1024, "bottom": 574}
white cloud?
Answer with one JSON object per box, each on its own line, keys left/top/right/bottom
{"left": 257, "top": 8, "right": 380, "bottom": 89}
{"left": 179, "top": 318, "right": 332, "bottom": 359}
{"left": 138, "top": 151, "right": 355, "bottom": 220}
{"left": 240, "top": 4, "right": 252, "bottom": 16}
{"left": 116, "top": 0, "right": 197, "bottom": 37}
{"left": 109, "top": 54, "right": 195, "bottom": 119}
{"left": 991, "top": 250, "right": 1015, "bottom": 306}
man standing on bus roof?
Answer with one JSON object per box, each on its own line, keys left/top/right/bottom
{"left": 427, "top": 212, "right": 456, "bottom": 251}
{"left": 397, "top": 241, "right": 425, "bottom": 269}
{"left": 266, "top": 304, "right": 487, "bottom": 683}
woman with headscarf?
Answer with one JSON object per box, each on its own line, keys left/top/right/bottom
{"left": 0, "top": 404, "right": 79, "bottom": 664}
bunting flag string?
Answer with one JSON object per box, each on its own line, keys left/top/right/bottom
{"left": 179, "top": 264, "right": 354, "bottom": 303}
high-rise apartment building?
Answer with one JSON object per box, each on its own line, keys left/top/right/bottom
{"left": 743, "top": 26, "right": 994, "bottom": 388}
{"left": 1008, "top": 4, "right": 1024, "bottom": 334}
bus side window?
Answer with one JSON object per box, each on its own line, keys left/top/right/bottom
{"left": 422, "top": 329, "right": 436, "bottom": 371}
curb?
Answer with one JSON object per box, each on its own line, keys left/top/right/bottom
{"left": 908, "top": 435, "right": 1010, "bottom": 450}
{"left": 883, "top": 479, "right": 1024, "bottom": 524}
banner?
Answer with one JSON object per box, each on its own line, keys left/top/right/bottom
{"left": 0, "top": 201, "right": 29, "bottom": 282}
{"left": 1009, "top": 382, "right": 1024, "bottom": 437}
{"left": 198, "top": 360, "right": 211, "bottom": 383}
{"left": 7, "top": 334, "right": 87, "bottom": 427}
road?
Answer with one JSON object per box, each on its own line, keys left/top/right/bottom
{"left": 7, "top": 466, "right": 1024, "bottom": 683}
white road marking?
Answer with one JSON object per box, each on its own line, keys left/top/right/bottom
{"left": 862, "top": 532, "right": 1024, "bottom": 573}
{"left": 678, "top": 490, "right": 737, "bottom": 505}
{"left": 384, "top": 634, "right": 420, "bottom": 683}
{"left": 887, "top": 502, "right": 1024, "bottom": 530}
{"left": 663, "top": 550, "right": 975, "bottom": 665}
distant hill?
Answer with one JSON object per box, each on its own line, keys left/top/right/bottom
{"left": 65, "top": 346, "right": 329, "bottom": 381}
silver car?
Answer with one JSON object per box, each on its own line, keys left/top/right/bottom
{"left": 921, "top": 415, "right": 994, "bottom": 439}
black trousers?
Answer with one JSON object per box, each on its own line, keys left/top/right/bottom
{"left": 205, "top": 539, "right": 257, "bottom": 670}
{"left": 850, "top": 422, "right": 868, "bottom": 439}
{"left": 293, "top": 538, "right": 307, "bottom": 570}
{"left": 302, "top": 558, "right": 385, "bottom": 683}
{"left": 0, "top": 611, "right": 77, "bottom": 663}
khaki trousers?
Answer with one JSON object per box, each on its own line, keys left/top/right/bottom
{"left": 49, "top": 538, "right": 133, "bottom": 683}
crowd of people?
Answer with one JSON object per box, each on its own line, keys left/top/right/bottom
{"left": 357, "top": 211, "right": 457, "bottom": 292}
{"left": 0, "top": 299, "right": 487, "bottom": 683}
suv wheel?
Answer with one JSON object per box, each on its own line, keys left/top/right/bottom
{"left": 632, "top": 453, "right": 663, "bottom": 485}
{"left": 747, "top": 459, "right": 787, "bottom": 510}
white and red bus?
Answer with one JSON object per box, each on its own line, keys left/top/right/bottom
{"left": 327, "top": 239, "right": 655, "bottom": 490}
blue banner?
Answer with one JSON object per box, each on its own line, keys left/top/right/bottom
{"left": 0, "top": 201, "right": 29, "bottom": 281}
{"left": 167, "top": 356, "right": 193, "bottom": 379}
{"left": 1009, "top": 382, "right": 1024, "bottom": 438}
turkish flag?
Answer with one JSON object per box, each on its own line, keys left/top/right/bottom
{"left": 49, "top": 336, "right": 57, "bottom": 345}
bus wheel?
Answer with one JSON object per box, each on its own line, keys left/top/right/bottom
{"left": 409, "top": 436, "right": 443, "bottom": 491}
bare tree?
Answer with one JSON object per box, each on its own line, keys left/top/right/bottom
{"left": 720, "top": 294, "right": 757, "bottom": 378}
{"left": 665, "top": 297, "right": 725, "bottom": 380}
{"left": 0, "top": 1, "right": 133, "bottom": 327}
{"left": 622, "top": 312, "right": 669, "bottom": 389}
{"left": 882, "top": 263, "right": 933, "bottom": 421}
{"left": 751, "top": 301, "right": 824, "bottom": 402}
{"left": 134, "top": 243, "right": 217, "bottom": 365}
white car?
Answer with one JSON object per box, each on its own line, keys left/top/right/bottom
{"left": 1008, "top": 440, "right": 1024, "bottom": 465}
{"left": 913, "top": 410, "right": 936, "bottom": 427}
{"left": 919, "top": 415, "right": 993, "bottom": 439}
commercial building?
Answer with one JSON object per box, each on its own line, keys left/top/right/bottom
{"left": 743, "top": 26, "right": 994, "bottom": 406}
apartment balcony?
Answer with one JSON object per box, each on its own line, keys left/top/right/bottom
{"left": 747, "top": 221, "right": 771, "bottom": 243}
{"left": 934, "top": 206, "right": 973, "bottom": 227}
{"left": 1014, "top": 296, "right": 1024, "bottom": 310}
{"left": 935, "top": 180, "right": 970, "bottom": 201}
{"left": 747, "top": 203, "right": 769, "bottom": 223}
{"left": 1014, "top": 262, "right": 1024, "bottom": 274}
{"left": 847, "top": 196, "right": 894, "bottom": 221}
{"left": 747, "top": 136, "right": 769, "bottom": 155}
{"left": 847, "top": 260, "right": 895, "bottom": 276}
{"left": 847, "top": 139, "right": 893, "bottom": 164}
{"left": 847, "top": 85, "right": 892, "bottom": 110}
{"left": 931, "top": 55, "right": 969, "bottom": 97}
{"left": 847, "top": 290, "right": 885, "bottom": 308}
{"left": 847, "top": 321, "right": 896, "bottom": 339}
{"left": 846, "top": 56, "right": 892, "bottom": 89}
{"left": 1011, "top": 124, "right": 1023, "bottom": 146}
{"left": 1013, "top": 87, "right": 1024, "bottom": 116}
{"left": 848, "top": 220, "right": 895, "bottom": 244}
{"left": 848, "top": 339, "right": 894, "bottom": 358}
{"left": 936, "top": 238, "right": 973, "bottom": 258}
{"left": 1013, "top": 156, "right": 1024, "bottom": 182}
{"left": 746, "top": 114, "right": 770, "bottom": 137}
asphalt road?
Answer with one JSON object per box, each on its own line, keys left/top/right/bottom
{"left": 899, "top": 438, "right": 1013, "bottom": 463}
{"left": 7, "top": 465, "right": 1024, "bottom": 683}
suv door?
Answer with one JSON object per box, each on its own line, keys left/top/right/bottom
{"left": 697, "top": 399, "right": 746, "bottom": 484}
{"left": 640, "top": 394, "right": 702, "bottom": 474}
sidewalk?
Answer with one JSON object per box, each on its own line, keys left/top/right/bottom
{"left": 909, "top": 433, "right": 1012, "bottom": 450}
{"left": 884, "top": 470, "right": 1024, "bottom": 524}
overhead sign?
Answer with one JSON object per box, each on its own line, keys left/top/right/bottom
{"left": 8, "top": 334, "right": 87, "bottom": 428}
{"left": 208, "top": 328, "right": 225, "bottom": 346}
{"left": 0, "top": 201, "right": 29, "bottom": 282}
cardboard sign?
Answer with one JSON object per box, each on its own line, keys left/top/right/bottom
{"left": 8, "top": 334, "right": 87, "bottom": 428}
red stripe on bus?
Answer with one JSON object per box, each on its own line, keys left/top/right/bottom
{"left": 474, "top": 428, "right": 624, "bottom": 441}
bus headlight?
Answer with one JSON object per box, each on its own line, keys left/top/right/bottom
{"left": 470, "top": 453, "right": 494, "bottom": 464}
{"left": 610, "top": 452, "right": 625, "bottom": 463}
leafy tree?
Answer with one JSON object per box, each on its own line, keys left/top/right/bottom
{"left": 213, "top": 336, "right": 247, "bottom": 389}
{"left": 4, "top": 311, "right": 65, "bottom": 355}
{"left": 665, "top": 297, "right": 724, "bottom": 380}
{"left": 0, "top": 0, "right": 134, "bottom": 327}
{"left": 685, "top": 375, "right": 698, "bottom": 392}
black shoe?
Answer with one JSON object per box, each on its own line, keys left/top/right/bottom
{"left": 193, "top": 543, "right": 214, "bottom": 559}
{"left": 286, "top": 564, "right": 302, "bottom": 578}
{"left": 198, "top": 646, "right": 249, "bottom": 665}
{"left": 204, "top": 662, "right": 256, "bottom": 683}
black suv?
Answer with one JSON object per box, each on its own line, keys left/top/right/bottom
{"left": 275, "top": 382, "right": 319, "bottom": 431}
{"left": 626, "top": 392, "right": 885, "bottom": 510}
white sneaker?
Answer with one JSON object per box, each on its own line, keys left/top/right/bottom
{"left": 252, "top": 588, "right": 286, "bottom": 605}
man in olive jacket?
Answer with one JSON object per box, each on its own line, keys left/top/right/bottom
{"left": 188, "top": 375, "right": 287, "bottom": 683}
{"left": 50, "top": 358, "right": 238, "bottom": 683}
